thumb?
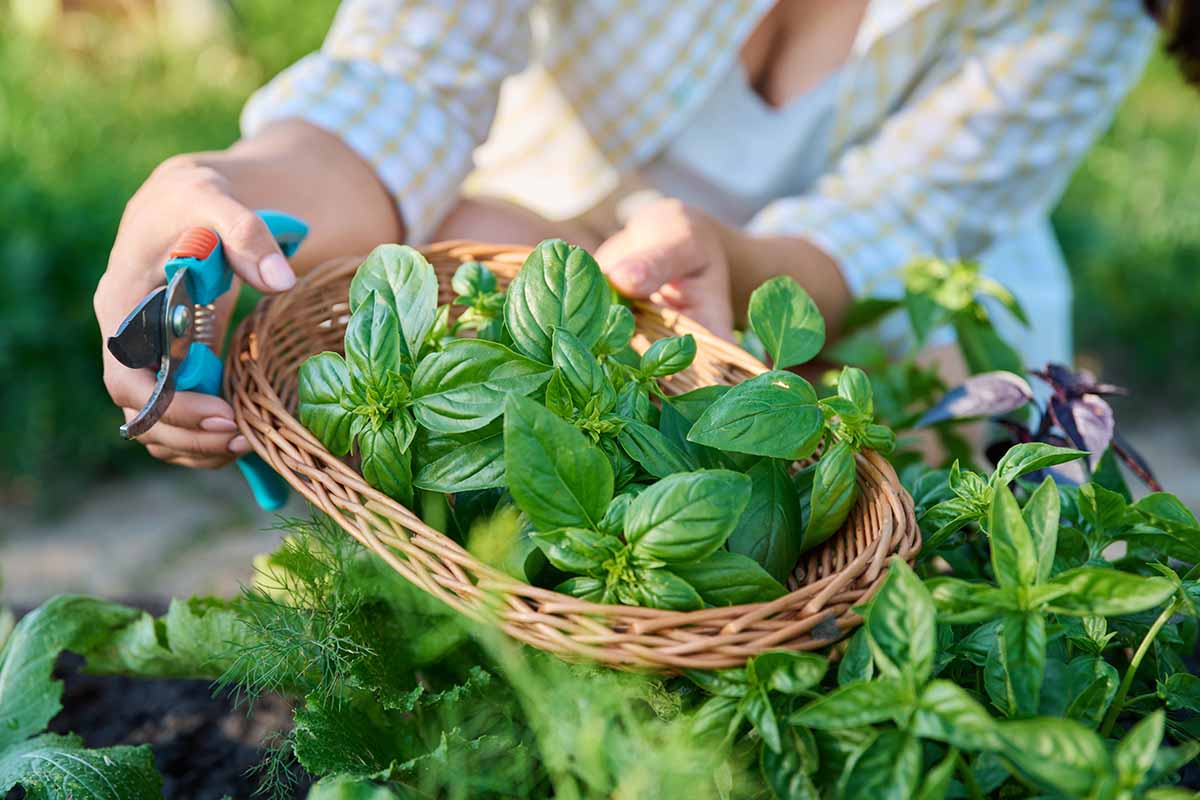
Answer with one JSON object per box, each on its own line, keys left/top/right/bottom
{"left": 206, "top": 195, "right": 295, "bottom": 294}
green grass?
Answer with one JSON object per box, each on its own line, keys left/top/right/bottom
{"left": 0, "top": 9, "right": 1195, "bottom": 510}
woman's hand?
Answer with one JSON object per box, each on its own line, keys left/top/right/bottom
{"left": 94, "top": 121, "right": 401, "bottom": 469}
{"left": 595, "top": 199, "right": 736, "bottom": 341}
{"left": 94, "top": 155, "right": 302, "bottom": 469}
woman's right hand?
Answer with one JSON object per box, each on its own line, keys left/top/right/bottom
{"left": 93, "top": 152, "right": 299, "bottom": 469}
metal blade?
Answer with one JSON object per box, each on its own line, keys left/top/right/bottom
{"left": 119, "top": 355, "right": 177, "bottom": 439}
{"left": 107, "top": 286, "right": 167, "bottom": 369}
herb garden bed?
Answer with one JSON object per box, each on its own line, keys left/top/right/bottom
{"left": 2, "top": 248, "right": 1199, "bottom": 799}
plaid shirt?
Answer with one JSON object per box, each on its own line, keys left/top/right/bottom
{"left": 242, "top": 0, "right": 1153, "bottom": 293}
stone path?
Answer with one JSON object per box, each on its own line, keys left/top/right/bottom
{"left": 2, "top": 415, "right": 1196, "bottom": 608}
{"left": 1, "top": 467, "right": 308, "bottom": 607}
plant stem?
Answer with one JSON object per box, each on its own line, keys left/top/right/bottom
{"left": 1123, "top": 692, "right": 1159, "bottom": 708}
{"left": 1100, "top": 599, "right": 1179, "bottom": 737}
{"left": 957, "top": 752, "right": 985, "bottom": 800}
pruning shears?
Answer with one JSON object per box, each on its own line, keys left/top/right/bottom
{"left": 106, "top": 209, "right": 309, "bottom": 511}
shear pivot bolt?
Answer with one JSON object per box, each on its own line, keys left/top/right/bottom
{"left": 170, "top": 304, "right": 192, "bottom": 337}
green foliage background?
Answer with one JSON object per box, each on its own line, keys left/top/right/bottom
{"left": 1, "top": 4, "right": 1197, "bottom": 511}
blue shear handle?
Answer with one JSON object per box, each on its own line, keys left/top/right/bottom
{"left": 168, "top": 210, "right": 309, "bottom": 512}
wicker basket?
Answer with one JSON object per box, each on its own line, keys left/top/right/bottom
{"left": 226, "top": 242, "right": 920, "bottom": 671}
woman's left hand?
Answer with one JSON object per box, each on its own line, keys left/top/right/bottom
{"left": 595, "top": 198, "right": 736, "bottom": 341}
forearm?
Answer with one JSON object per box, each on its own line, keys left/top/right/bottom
{"left": 191, "top": 119, "right": 403, "bottom": 271}
{"left": 720, "top": 228, "right": 853, "bottom": 337}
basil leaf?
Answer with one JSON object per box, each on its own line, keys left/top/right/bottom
{"left": 912, "top": 680, "right": 1000, "bottom": 751}
{"left": 1159, "top": 673, "right": 1200, "bottom": 713}
{"left": 691, "top": 695, "right": 741, "bottom": 740}
{"left": 914, "top": 748, "right": 958, "bottom": 800}
{"left": 614, "top": 381, "right": 652, "bottom": 424}
{"left": 669, "top": 551, "right": 786, "bottom": 607}
{"left": 412, "top": 339, "right": 551, "bottom": 433}
{"left": 926, "top": 577, "right": 1004, "bottom": 624}
{"left": 638, "top": 334, "right": 696, "bottom": 378}
{"left": 616, "top": 419, "right": 693, "bottom": 479}
{"left": 413, "top": 430, "right": 504, "bottom": 493}
{"left": 951, "top": 313, "right": 1023, "bottom": 375}
{"left": 726, "top": 459, "right": 802, "bottom": 583}
{"left": 595, "top": 304, "right": 636, "bottom": 356}
{"left": 1115, "top": 710, "right": 1164, "bottom": 787}
{"left": 1065, "top": 656, "right": 1118, "bottom": 727}
{"left": 659, "top": 390, "right": 735, "bottom": 470}
{"left": 994, "top": 611, "right": 1045, "bottom": 718}
{"left": 598, "top": 492, "right": 636, "bottom": 535}
{"left": 349, "top": 244, "right": 438, "bottom": 361}
{"left": 503, "top": 395, "right": 613, "bottom": 531}
{"left": 628, "top": 567, "right": 704, "bottom": 611}
{"left": 837, "top": 629, "right": 874, "bottom": 686}
{"left": 1044, "top": 567, "right": 1176, "bottom": 616}
{"left": 358, "top": 419, "right": 414, "bottom": 506}
{"left": 803, "top": 440, "right": 859, "bottom": 551}
{"left": 1134, "top": 491, "right": 1200, "bottom": 530}
{"left": 865, "top": 558, "right": 936, "bottom": 682}
{"left": 744, "top": 689, "right": 782, "bottom": 753}
{"left": 863, "top": 423, "right": 896, "bottom": 454}
{"left": 1022, "top": 476, "right": 1060, "bottom": 584}
{"left": 747, "top": 276, "right": 825, "bottom": 369}
{"left": 533, "top": 528, "right": 622, "bottom": 575}
{"left": 789, "top": 678, "right": 910, "bottom": 729}
{"left": 450, "top": 260, "right": 496, "bottom": 297}
{"left": 297, "top": 352, "right": 354, "bottom": 456}
{"left": 344, "top": 292, "right": 405, "bottom": 384}
{"left": 993, "top": 443, "right": 1088, "bottom": 487}
{"left": 543, "top": 371, "right": 574, "bottom": 418}
{"left": 503, "top": 239, "right": 610, "bottom": 363}
{"left": 837, "top": 729, "right": 921, "bottom": 800}
{"left": 837, "top": 366, "right": 873, "bottom": 417}
{"left": 686, "top": 666, "right": 751, "bottom": 699}
{"left": 552, "top": 329, "right": 615, "bottom": 411}
{"left": 995, "top": 718, "right": 1108, "bottom": 797}
{"left": 625, "top": 470, "right": 752, "bottom": 563}
{"left": 989, "top": 483, "right": 1038, "bottom": 589}
{"left": 556, "top": 576, "right": 604, "bottom": 602}
{"left": 761, "top": 728, "right": 820, "bottom": 800}
{"left": 747, "top": 651, "right": 827, "bottom": 695}
{"left": 687, "top": 371, "right": 823, "bottom": 460}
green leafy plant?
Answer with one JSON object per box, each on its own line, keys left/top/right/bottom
{"left": 297, "top": 239, "right": 892, "bottom": 605}
{"left": 0, "top": 597, "right": 163, "bottom": 799}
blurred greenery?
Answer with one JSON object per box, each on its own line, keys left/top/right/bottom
{"left": 1052, "top": 55, "right": 1200, "bottom": 397}
{"left": 1, "top": 3, "right": 1196, "bottom": 513}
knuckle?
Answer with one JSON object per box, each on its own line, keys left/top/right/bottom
{"left": 223, "top": 210, "right": 267, "bottom": 252}
{"left": 102, "top": 369, "right": 130, "bottom": 405}
{"left": 154, "top": 154, "right": 199, "bottom": 177}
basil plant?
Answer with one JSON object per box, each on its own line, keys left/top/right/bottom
{"left": 297, "top": 239, "right": 894, "bottom": 610}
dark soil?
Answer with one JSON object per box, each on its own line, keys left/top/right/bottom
{"left": 6, "top": 600, "right": 311, "bottom": 800}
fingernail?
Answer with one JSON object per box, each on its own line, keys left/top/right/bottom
{"left": 259, "top": 253, "right": 295, "bottom": 292}
{"left": 200, "top": 417, "right": 238, "bottom": 432}
{"left": 228, "top": 435, "right": 251, "bottom": 455}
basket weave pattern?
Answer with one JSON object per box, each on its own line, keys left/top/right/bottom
{"left": 226, "top": 242, "right": 920, "bottom": 670}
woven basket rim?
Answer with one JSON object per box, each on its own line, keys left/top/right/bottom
{"left": 226, "top": 241, "right": 921, "bottom": 670}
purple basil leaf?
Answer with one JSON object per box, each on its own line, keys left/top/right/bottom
{"left": 1071, "top": 394, "right": 1114, "bottom": 469}
{"left": 1112, "top": 429, "right": 1163, "bottom": 492}
{"left": 1050, "top": 397, "right": 1087, "bottom": 453}
{"left": 917, "top": 371, "right": 1034, "bottom": 427}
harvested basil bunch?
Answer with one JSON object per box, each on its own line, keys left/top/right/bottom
{"left": 297, "top": 239, "right": 895, "bottom": 609}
